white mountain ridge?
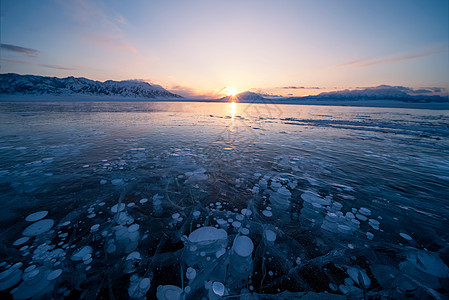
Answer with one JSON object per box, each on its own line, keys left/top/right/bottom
{"left": 0, "top": 73, "right": 182, "bottom": 99}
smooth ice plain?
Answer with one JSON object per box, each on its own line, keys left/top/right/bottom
{"left": 0, "top": 102, "right": 448, "bottom": 299}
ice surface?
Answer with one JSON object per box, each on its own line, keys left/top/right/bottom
{"left": 22, "top": 219, "right": 54, "bottom": 236}
{"left": 1, "top": 102, "right": 449, "bottom": 298}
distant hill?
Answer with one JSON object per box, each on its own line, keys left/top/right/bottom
{"left": 0, "top": 73, "right": 182, "bottom": 99}
{"left": 221, "top": 91, "right": 266, "bottom": 101}
{"left": 286, "top": 85, "right": 448, "bottom": 103}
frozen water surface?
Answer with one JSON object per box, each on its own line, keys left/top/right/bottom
{"left": 0, "top": 102, "right": 448, "bottom": 298}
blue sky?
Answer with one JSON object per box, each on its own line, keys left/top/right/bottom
{"left": 1, "top": 0, "right": 448, "bottom": 97}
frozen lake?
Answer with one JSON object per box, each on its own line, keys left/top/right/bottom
{"left": 0, "top": 101, "right": 448, "bottom": 299}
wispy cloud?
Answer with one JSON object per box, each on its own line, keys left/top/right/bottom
{"left": 57, "top": 0, "right": 136, "bottom": 54}
{"left": 3, "top": 59, "right": 74, "bottom": 70}
{"left": 332, "top": 47, "right": 448, "bottom": 69}
{"left": 83, "top": 33, "right": 137, "bottom": 54}
{"left": 280, "top": 86, "right": 322, "bottom": 90}
{"left": 1, "top": 44, "right": 40, "bottom": 57}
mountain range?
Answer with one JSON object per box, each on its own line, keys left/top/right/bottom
{"left": 1, "top": 73, "right": 447, "bottom": 103}
{"left": 0, "top": 73, "right": 182, "bottom": 99}
{"left": 228, "top": 85, "right": 447, "bottom": 103}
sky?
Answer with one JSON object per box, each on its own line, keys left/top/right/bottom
{"left": 1, "top": 0, "right": 448, "bottom": 98}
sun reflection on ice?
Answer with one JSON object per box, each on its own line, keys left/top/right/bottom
{"left": 230, "top": 101, "right": 237, "bottom": 120}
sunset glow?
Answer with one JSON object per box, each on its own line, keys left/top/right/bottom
{"left": 223, "top": 87, "right": 239, "bottom": 97}
{"left": 1, "top": 0, "right": 447, "bottom": 97}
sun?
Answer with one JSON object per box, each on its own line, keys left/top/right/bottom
{"left": 224, "top": 87, "right": 239, "bottom": 97}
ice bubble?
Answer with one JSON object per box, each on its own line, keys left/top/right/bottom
{"left": 172, "top": 213, "right": 180, "bottom": 220}
{"left": 128, "top": 203, "right": 135, "bottom": 207}
{"left": 236, "top": 214, "right": 244, "bottom": 221}
{"left": 106, "top": 243, "right": 116, "bottom": 254}
{"left": 241, "top": 209, "right": 252, "bottom": 216}
{"left": 399, "top": 233, "right": 412, "bottom": 241}
{"left": 301, "top": 191, "right": 330, "bottom": 205}
{"left": 186, "top": 267, "right": 196, "bottom": 280}
{"left": 82, "top": 165, "right": 89, "bottom": 168}
{"left": 216, "top": 248, "right": 226, "bottom": 258}
{"left": 346, "top": 212, "right": 355, "bottom": 219}
{"left": 24, "top": 265, "right": 36, "bottom": 273}
{"left": 13, "top": 237, "right": 30, "bottom": 246}
{"left": 339, "top": 284, "right": 349, "bottom": 294}
{"left": 100, "top": 179, "right": 107, "bottom": 185}
{"left": 240, "top": 228, "right": 250, "bottom": 235}
{"left": 82, "top": 253, "right": 92, "bottom": 261}
{"left": 139, "top": 198, "right": 148, "bottom": 204}
{"left": 22, "top": 219, "right": 54, "bottom": 236}
{"left": 188, "top": 226, "right": 227, "bottom": 244}
{"left": 296, "top": 257, "right": 302, "bottom": 265}
{"left": 406, "top": 250, "right": 449, "bottom": 278}
{"left": 126, "top": 251, "right": 141, "bottom": 260}
{"left": 366, "top": 232, "right": 374, "bottom": 240}
{"left": 264, "top": 230, "right": 276, "bottom": 243}
{"left": 128, "top": 224, "right": 140, "bottom": 233}
{"left": 140, "top": 278, "right": 151, "bottom": 289}
{"left": 217, "top": 219, "right": 227, "bottom": 227}
{"left": 233, "top": 236, "right": 254, "bottom": 257}
{"left": 232, "top": 221, "right": 242, "bottom": 228}
{"left": 156, "top": 285, "right": 183, "bottom": 300}
{"left": 12, "top": 268, "right": 52, "bottom": 299}
{"left": 59, "top": 221, "right": 71, "bottom": 227}
{"left": 90, "top": 224, "right": 100, "bottom": 232}
{"left": 71, "top": 246, "right": 93, "bottom": 261}
{"left": 262, "top": 210, "right": 272, "bottom": 217}
{"left": 368, "top": 219, "right": 380, "bottom": 230}
{"left": 192, "top": 211, "right": 201, "bottom": 218}
{"left": 46, "top": 269, "right": 62, "bottom": 281}
{"left": 333, "top": 202, "right": 343, "bottom": 211}
{"left": 359, "top": 207, "right": 371, "bottom": 216}
{"left": 212, "top": 281, "right": 225, "bottom": 296}
{"left": 25, "top": 211, "right": 48, "bottom": 222}
{"left": 111, "top": 203, "right": 126, "bottom": 213}
{"left": 111, "top": 179, "right": 125, "bottom": 186}
{"left": 337, "top": 225, "right": 351, "bottom": 234}
{"left": 355, "top": 214, "right": 368, "bottom": 222}
{"left": 0, "top": 266, "right": 22, "bottom": 291}
{"left": 254, "top": 173, "right": 262, "bottom": 177}
{"left": 347, "top": 267, "right": 370, "bottom": 288}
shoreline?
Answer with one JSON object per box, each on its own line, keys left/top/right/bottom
{"left": 1, "top": 95, "right": 448, "bottom": 110}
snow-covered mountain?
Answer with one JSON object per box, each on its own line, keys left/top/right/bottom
{"left": 0, "top": 73, "right": 182, "bottom": 99}
{"left": 221, "top": 91, "right": 266, "bottom": 101}
{"left": 299, "top": 85, "right": 447, "bottom": 102}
